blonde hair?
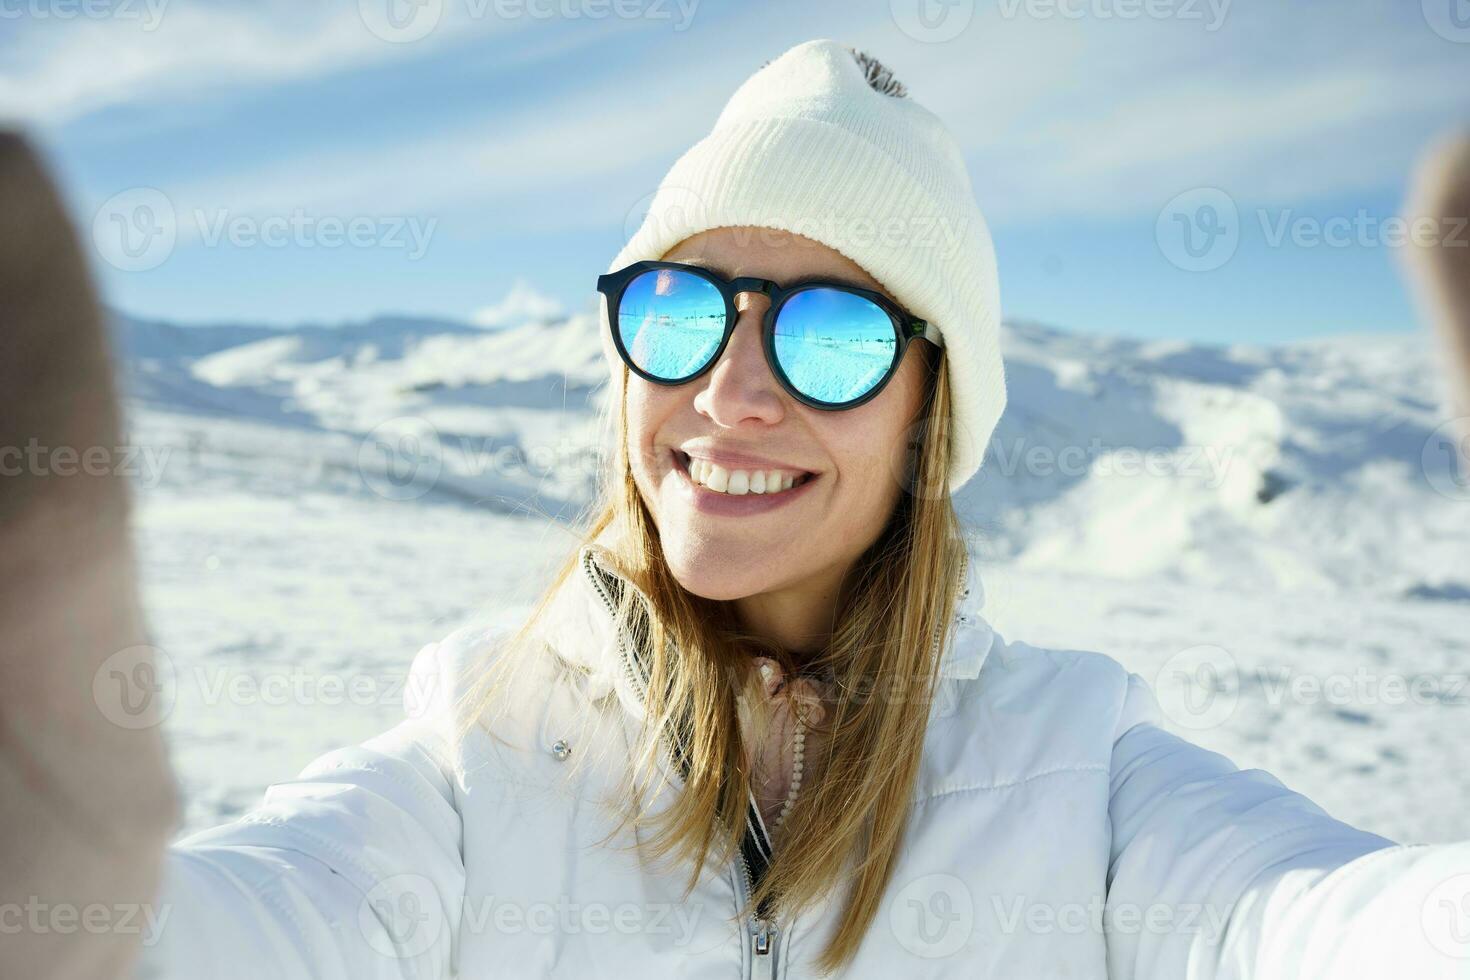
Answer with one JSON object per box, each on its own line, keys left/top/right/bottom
{"left": 457, "top": 339, "right": 968, "bottom": 976}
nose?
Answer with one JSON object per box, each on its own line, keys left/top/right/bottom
{"left": 691, "top": 290, "right": 786, "bottom": 428}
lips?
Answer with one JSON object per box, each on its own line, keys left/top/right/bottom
{"left": 675, "top": 449, "right": 813, "bottom": 496}
{"left": 677, "top": 446, "right": 816, "bottom": 473}
{"left": 669, "top": 448, "right": 819, "bottom": 516}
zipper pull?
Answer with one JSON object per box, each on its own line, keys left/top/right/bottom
{"left": 752, "top": 918, "right": 778, "bottom": 979}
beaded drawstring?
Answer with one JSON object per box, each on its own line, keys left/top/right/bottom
{"left": 772, "top": 705, "right": 806, "bottom": 831}
{"left": 755, "top": 658, "right": 822, "bottom": 834}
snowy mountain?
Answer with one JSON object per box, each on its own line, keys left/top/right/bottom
{"left": 114, "top": 304, "right": 1469, "bottom": 844}
{"left": 110, "top": 307, "right": 1469, "bottom": 601}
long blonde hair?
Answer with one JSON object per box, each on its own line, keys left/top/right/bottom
{"left": 457, "top": 339, "right": 968, "bottom": 975}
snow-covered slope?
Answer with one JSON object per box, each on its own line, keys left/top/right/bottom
{"left": 115, "top": 305, "right": 1469, "bottom": 844}
{"left": 112, "top": 308, "right": 1470, "bottom": 601}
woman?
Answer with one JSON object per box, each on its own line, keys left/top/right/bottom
{"left": 95, "top": 39, "right": 1470, "bottom": 980}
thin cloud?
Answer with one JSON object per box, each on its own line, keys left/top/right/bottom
{"left": 0, "top": 3, "right": 493, "bottom": 125}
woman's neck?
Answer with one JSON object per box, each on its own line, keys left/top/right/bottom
{"left": 732, "top": 563, "right": 846, "bottom": 661}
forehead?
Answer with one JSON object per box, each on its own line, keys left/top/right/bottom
{"left": 660, "top": 226, "right": 887, "bottom": 293}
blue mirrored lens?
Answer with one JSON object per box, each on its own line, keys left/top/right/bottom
{"left": 616, "top": 268, "right": 725, "bottom": 381}
{"left": 772, "top": 288, "right": 897, "bottom": 405}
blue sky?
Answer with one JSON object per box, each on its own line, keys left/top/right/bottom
{"left": 3, "top": 0, "right": 1468, "bottom": 343}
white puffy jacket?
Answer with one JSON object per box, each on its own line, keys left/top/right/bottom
{"left": 137, "top": 541, "right": 1470, "bottom": 979}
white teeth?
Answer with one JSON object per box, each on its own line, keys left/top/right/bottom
{"left": 683, "top": 454, "right": 806, "bottom": 496}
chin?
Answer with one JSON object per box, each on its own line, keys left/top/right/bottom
{"left": 661, "top": 538, "right": 780, "bottom": 602}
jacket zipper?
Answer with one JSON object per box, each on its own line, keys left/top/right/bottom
{"left": 580, "top": 545, "right": 968, "bottom": 977}
{"left": 736, "top": 843, "right": 779, "bottom": 980}
{"left": 580, "top": 549, "right": 781, "bottom": 978}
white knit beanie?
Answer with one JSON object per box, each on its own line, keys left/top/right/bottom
{"left": 604, "top": 37, "right": 1005, "bottom": 494}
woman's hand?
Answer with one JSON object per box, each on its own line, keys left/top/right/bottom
{"left": 0, "top": 132, "right": 180, "bottom": 980}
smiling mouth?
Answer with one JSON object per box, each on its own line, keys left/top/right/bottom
{"left": 673, "top": 450, "right": 815, "bottom": 496}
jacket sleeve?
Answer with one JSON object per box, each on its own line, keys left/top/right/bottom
{"left": 1105, "top": 670, "right": 1470, "bottom": 979}
{"left": 135, "top": 628, "right": 490, "bottom": 980}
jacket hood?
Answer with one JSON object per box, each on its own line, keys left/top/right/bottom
{"left": 532, "top": 526, "right": 996, "bottom": 722}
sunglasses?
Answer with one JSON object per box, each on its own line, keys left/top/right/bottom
{"left": 596, "top": 260, "right": 943, "bottom": 411}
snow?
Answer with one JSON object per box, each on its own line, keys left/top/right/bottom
{"left": 111, "top": 308, "right": 1470, "bottom": 845}
{"left": 471, "top": 279, "right": 567, "bottom": 328}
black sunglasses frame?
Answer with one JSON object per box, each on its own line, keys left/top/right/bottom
{"left": 596, "top": 260, "right": 943, "bottom": 412}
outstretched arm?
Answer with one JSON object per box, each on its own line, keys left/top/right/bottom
{"left": 1106, "top": 674, "right": 1470, "bottom": 979}
{"left": 0, "top": 133, "right": 181, "bottom": 979}
{"left": 1106, "top": 133, "right": 1470, "bottom": 979}
{"left": 1404, "top": 130, "right": 1470, "bottom": 467}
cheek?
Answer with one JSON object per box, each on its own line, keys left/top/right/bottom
{"left": 820, "top": 416, "right": 908, "bottom": 516}
{"left": 623, "top": 382, "right": 681, "bottom": 485}
{"left": 824, "top": 365, "right": 927, "bottom": 517}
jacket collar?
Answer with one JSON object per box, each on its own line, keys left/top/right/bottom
{"left": 536, "top": 528, "right": 996, "bottom": 714}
